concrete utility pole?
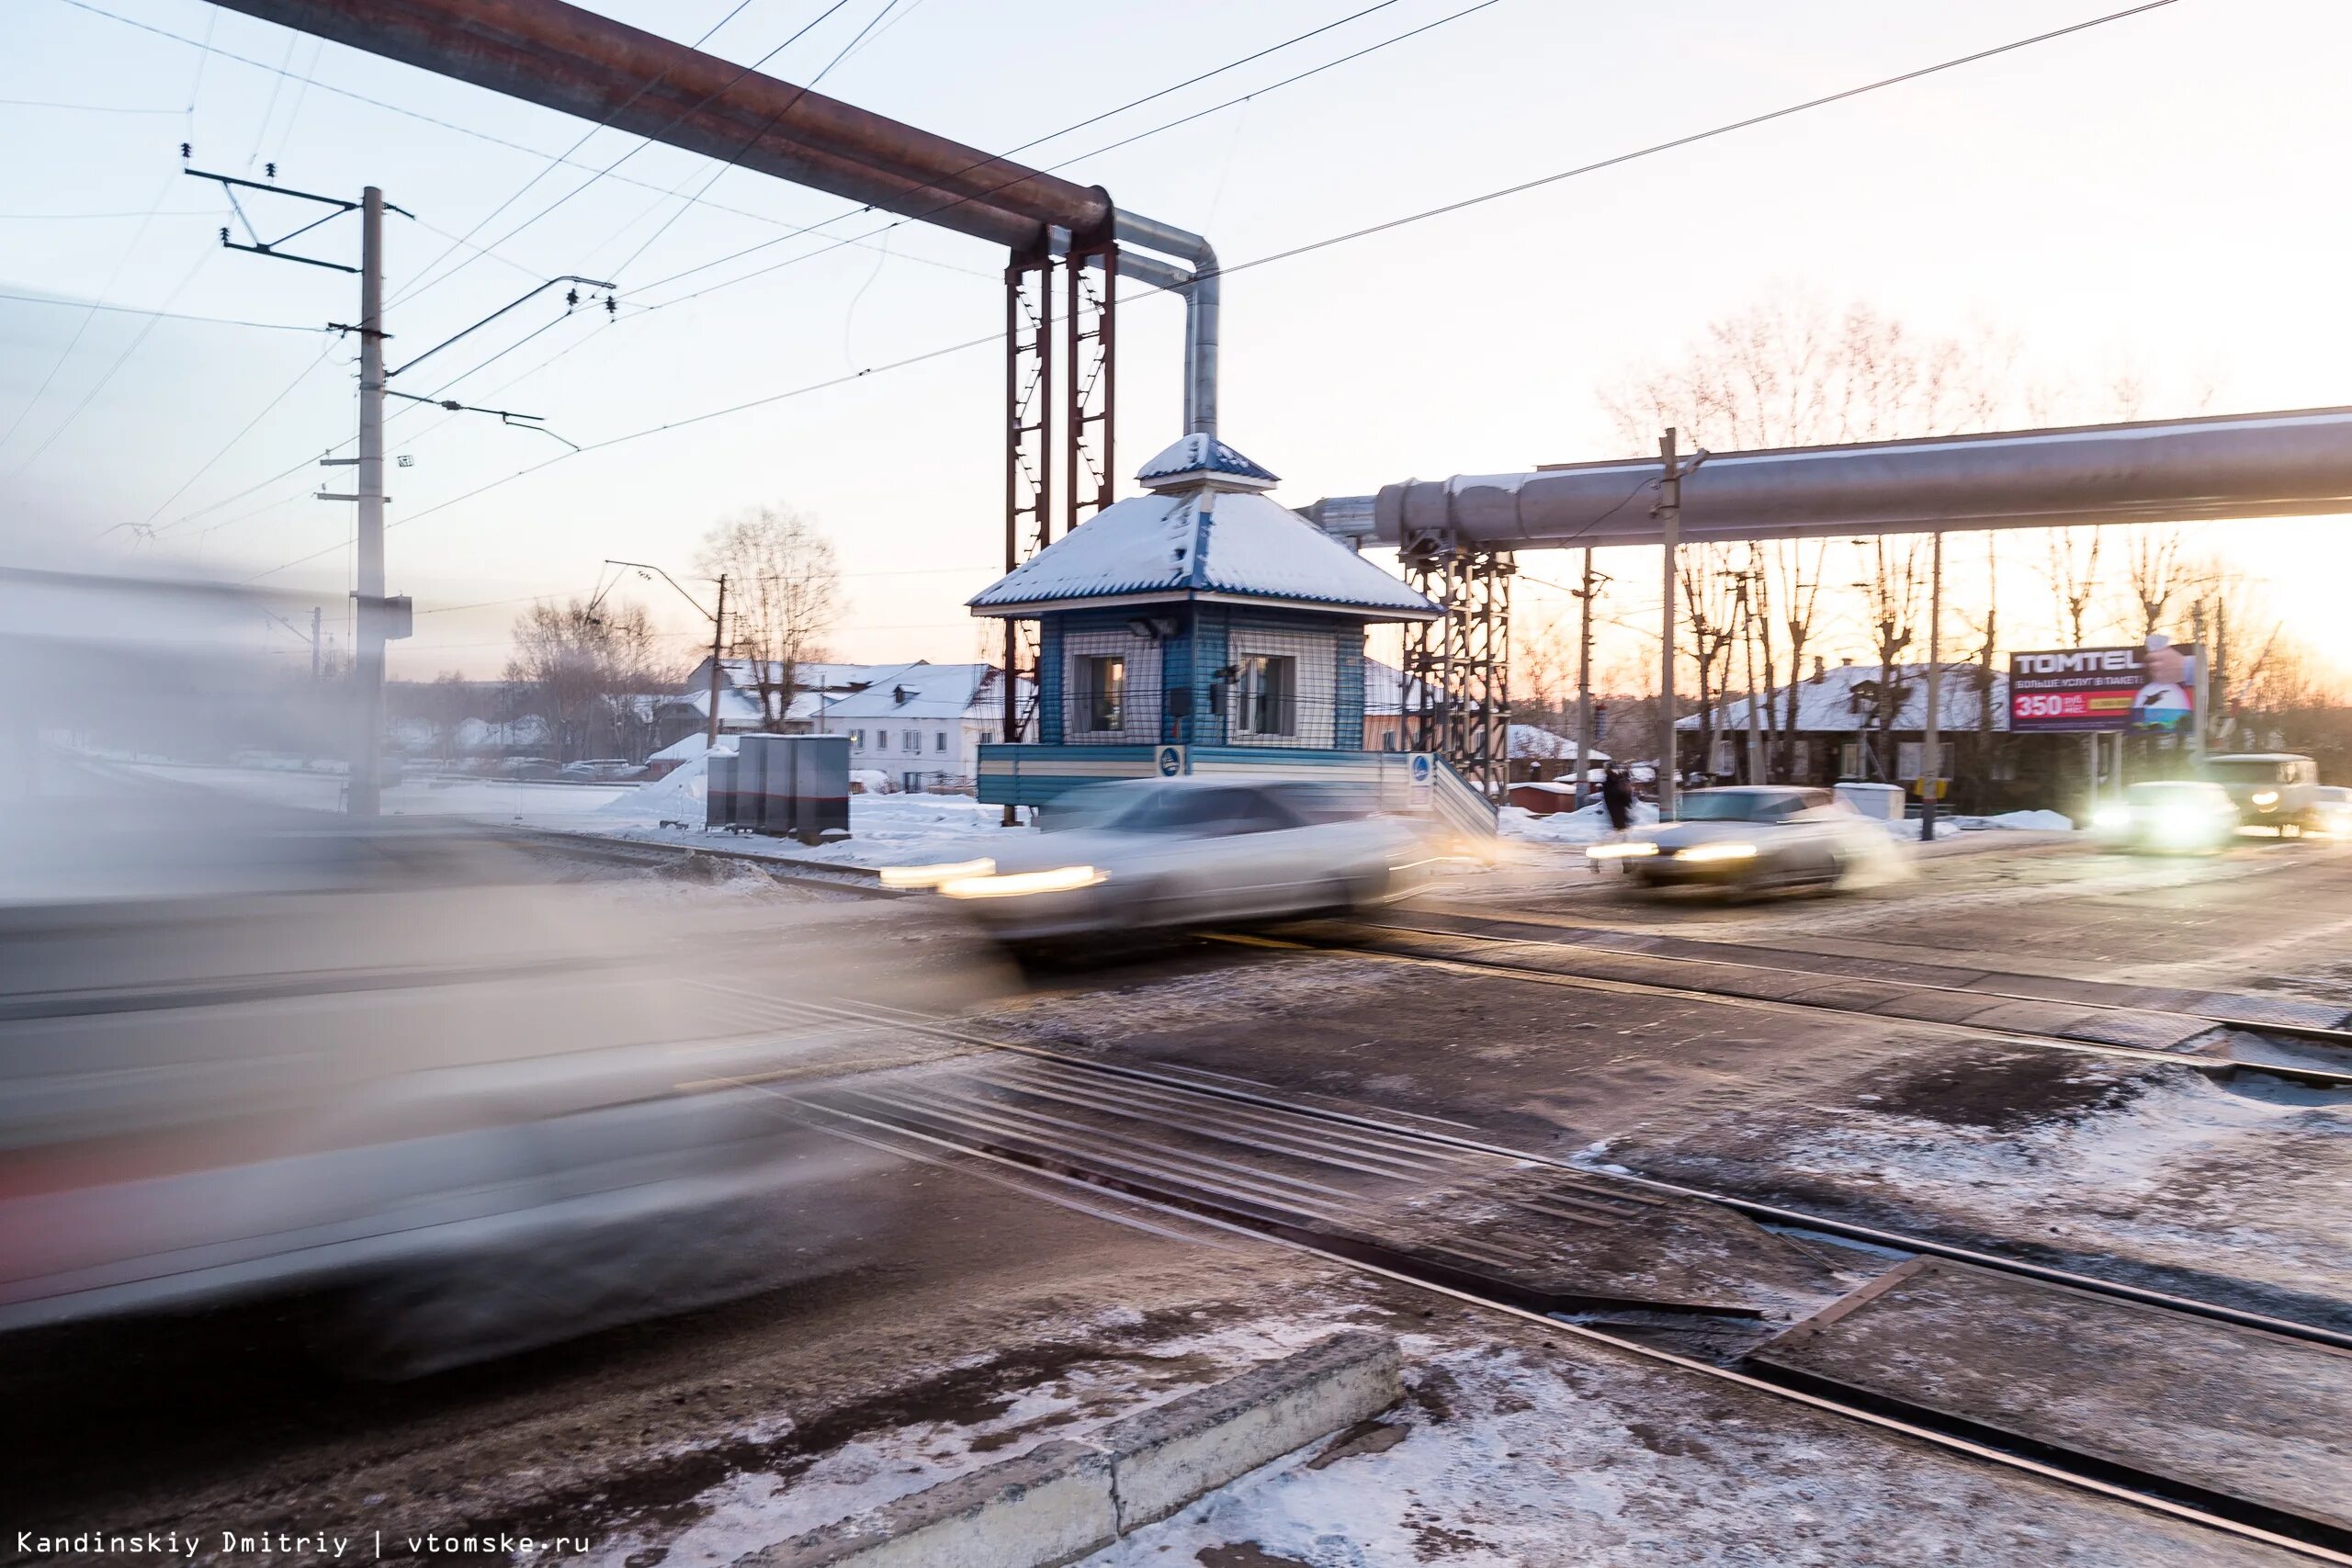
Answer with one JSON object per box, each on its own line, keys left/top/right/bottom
{"left": 1574, "top": 547, "right": 1596, "bottom": 809}
{"left": 1657, "top": 429, "right": 1682, "bottom": 820}
{"left": 2189, "top": 599, "right": 2210, "bottom": 762}
{"left": 1741, "top": 560, "right": 1764, "bottom": 784}
{"left": 1920, "top": 530, "right": 1944, "bottom": 843}
{"left": 351, "top": 186, "right": 388, "bottom": 818}
{"left": 707, "top": 573, "right": 729, "bottom": 750}
{"left": 310, "top": 605, "right": 322, "bottom": 682}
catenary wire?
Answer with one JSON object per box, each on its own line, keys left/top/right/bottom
{"left": 140, "top": 0, "right": 1480, "bottom": 533}
{"left": 233, "top": 1, "right": 2174, "bottom": 586}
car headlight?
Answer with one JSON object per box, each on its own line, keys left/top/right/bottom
{"left": 2091, "top": 807, "right": 2128, "bottom": 830}
{"left": 1585, "top": 841, "right": 1660, "bottom": 860}
{"left": 2252, "top": 790, "right": 2279, "bottom": 808}
{"left": 879, "top": 856, "right": 995, "bottom": 889}
{"left": 1677, "top": 841, "right": 1758, "bottom": 863}
{"left": 938, "top": 865, "right": 1106, "bottom": 899}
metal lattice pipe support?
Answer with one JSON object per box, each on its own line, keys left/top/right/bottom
{"left": 1003, "top": 253, "right": 1053, "bottom": 750}
{"left": 1402, "top": 540, "right": 1513, "bottom": 798}
{"left": 1064, "top": 241, "right": 1117, "bottom": 536}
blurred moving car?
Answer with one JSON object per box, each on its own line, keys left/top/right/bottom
{"left": 2314, "top": 784, "right": 2352, "bottom": 840}
{"left": 2203, "top": 752, "right": 2321, "bottom": 837}
{"left": 1586, "top": 785, "right": 1889, "bottom": 893}
{"left": 0, "top": 809, "right": 957, "bottom": 1378}
{"left": 2091, "top": 779, "right": 2239, "bottom": 853}
{"left": 885, "top": 775, "right": 1442, "bottom": 941}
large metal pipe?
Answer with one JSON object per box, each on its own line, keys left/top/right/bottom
{"left": 202, "top": 0, "right": 1109, "bottom": 252}
{"left": 1324, "top": 407, "right": 2352, "bottom": 549}
{"left": 1113, "top": 209, "right": 1218, "bottom": 438}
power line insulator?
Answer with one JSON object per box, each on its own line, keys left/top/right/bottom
{"left": 604, "top": 294, "right": 616, "bottom": 317}
{"left": 266, "top": 162, "right": 277, "bottom": 181}
{"left": 564, "top": 288, "right": 579, "bottom": 310}
{"left": 180, "top": 141, "right": 191, "bottom": 161}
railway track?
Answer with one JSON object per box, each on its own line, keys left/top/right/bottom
{"left": 689, "top": 984, "right": 2352, "bottom": 1562}
{"left": 495, "top": 829, "right": 2352, "bottom": 1554}
{"left": 1229, "top": 916, "right": 2352, "bottom": 1092}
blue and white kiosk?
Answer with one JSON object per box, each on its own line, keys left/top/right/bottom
{"left": 969, "top": 434, "right": 1491, "bottom": 839}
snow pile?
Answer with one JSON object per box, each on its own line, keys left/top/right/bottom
{"left": 1499, "top": 797, "right": 1657, "bottom": 845}
{"left": 601, "top": 750, "right": 716, "bottom": 821}
{"left": 1979, "top": 808, "right": 2075, "bottom": 831}
{"left": 1712, "top": 1073, "right": 2352, "bottom": 1300}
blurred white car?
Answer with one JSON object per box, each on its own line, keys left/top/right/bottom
{"left": 2313, "top": 784, "right": 2352, "bottom": 840}
{"left": 2091, "top": 779, "right": 2239, "bottom": 853}
{"left": 888, "top": 776, "right": 1442, "bottom": 941}
{"left": 1586, "top": 785, "right": 1890, "bottom": 893}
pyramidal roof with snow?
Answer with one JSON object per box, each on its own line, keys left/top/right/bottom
{"left": 1133, "top": 432, "right": 1282, "bottom": 491}
{"left": 968, "top": 435, "right": 1438, "bottom": 620}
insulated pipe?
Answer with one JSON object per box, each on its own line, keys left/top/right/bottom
{"left": 1113, "top": 210, "right": 1219, "bottom": 438}
{"left": 1337, "top": 407, "right": 2352, "bottom": 549}
{"left": 201, "top": 0, "right": 1106, "bottom": 251}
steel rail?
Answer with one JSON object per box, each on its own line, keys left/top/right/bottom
{"left": 1217, "top": 928, "right": 2352, "bottom": 1092}
{"left": 723, "top": 986, "right": 2352, "bottom": 1356}
{"left": 762, "top": 1046, "right": 2352, "bottom": 1564}
{"left": 1361, "top": 908, "right": 2352, "bottom": 1053}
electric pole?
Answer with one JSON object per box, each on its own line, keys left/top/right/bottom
{"left": 707, "top": 573, "right": 729, "bottom": 750}
{"left": 1920, "top": 529, "right": 1944, "bottom": 843}
{"left": 190, "top": 166, "right": 413, "bottom": 818}
{"left": 1657, "top": 429, "right": 1682, "bottom": 820}
{"left": 1741, "top": 559, "right": 1764, "bottom": 784}
{"left": 350, "top": 186, "right": 388, "bottom": 817}
{"left": 1574, "top": 547, "right": 1596, "bottom": 809}
{"left": 311, "top": 604, "right": 323, "bottom": 682}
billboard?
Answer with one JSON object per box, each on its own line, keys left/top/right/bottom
{"left": 2008, "top": 640, "right": 2200, "bottom": 734}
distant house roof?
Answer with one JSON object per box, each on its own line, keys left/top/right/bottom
{"left": 820, "top": 662, "right": 1029, "bottom": 723}
{"left": 1509, "top": 724, "right": 1610, "bottom": 762}
{"left": 1678, "top": 661, "right": 2007, "bottom": 733}
{"left": 969, "top": 436, "right": 1439, "bottom": 621}
{"left": 1363, "top": 659, "right": 1426, "bottom": 717}
{"left": 701, "top": 658, "right": 910, "bottom": 694}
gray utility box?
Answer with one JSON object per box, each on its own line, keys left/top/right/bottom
{"left": 733, "top": 734, "right": 850, "bottom": 843}
{"left": 731, "top": 732, "right": 779, "bottom": 831}
{"left": 786, "top": 734, "right": 851, "bottom": 843}
{"left": 704, "top": 750, "right": 738, "bottom": 830}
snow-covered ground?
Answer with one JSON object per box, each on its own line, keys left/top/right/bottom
{"left": 107, "top": 758, "right": 633, "bottom": 819}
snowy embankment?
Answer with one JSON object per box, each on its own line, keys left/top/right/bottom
{"left": 592, "top": 751, "right": 1005, "bottom": 870}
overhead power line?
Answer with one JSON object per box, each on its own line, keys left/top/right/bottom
{"left": 0, "top": 288, "right": 327, "bottom": 331}
{"left": 389, "top": 0, "right": 854, "bottom": 310}
{"left": 236, "top": 0, "right": 2174, "bottom": 587}
{"left": 51, "top": 0, "right": 926, "bottom": 265}
{"left": 626, "top": 0, "right": 1498, "bottom": 304}
{"left": 1221, "top": 0, "right": 2182, "bottom": 280}
{"left": 139, "top": 0, "right": 1476, "bottom": 536}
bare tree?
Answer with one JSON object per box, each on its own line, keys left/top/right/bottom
{"left": 2120, "top": 525, "right": 2189, "bottom": 642}
{"left": 2044, "top": 527, "right": 2106, "bottom": 649}
{"left": 1603, "top": 297, "right": 2015, "bottom": 779}
{"left": 504, "top": 598, "right": 670, "bottom": 761}
{"left": 696, "top": 504, "right": 843, "bottom": 729}
{"left": 1854, "top": 536, "right": 1927, "bottom": 780}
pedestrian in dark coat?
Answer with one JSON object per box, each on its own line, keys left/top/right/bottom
{"left": 1601, "top": 765, "right": 1634, "bottom": 833}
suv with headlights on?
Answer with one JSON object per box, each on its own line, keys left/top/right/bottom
{"left": 2202, "top": 753, "right": 2321, "bottom": 838}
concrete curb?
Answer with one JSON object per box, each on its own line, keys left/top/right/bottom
{"left": 734, "top": 1331, "right": 1402, "bottom": 1568}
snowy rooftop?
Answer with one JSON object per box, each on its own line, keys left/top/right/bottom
{"left": 1678, "top": 661, "right": 2008, "bottom": 733}
{"left": 819, "top": 662, "right": 1026, "bottom": 723}
{"left": 970, "top": 437, "right": 1437, "bottom": 620}
{"left": 1509, "top": 723, "right": 1610, "bottom": 761}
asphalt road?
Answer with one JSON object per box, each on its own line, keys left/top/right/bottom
{"left": 7, "top": 833, "right": 2346, "bottom": 1566}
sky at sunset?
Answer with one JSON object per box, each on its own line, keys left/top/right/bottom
{"left": 4, "top": 0, "right": 2347, "bottom": 687}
